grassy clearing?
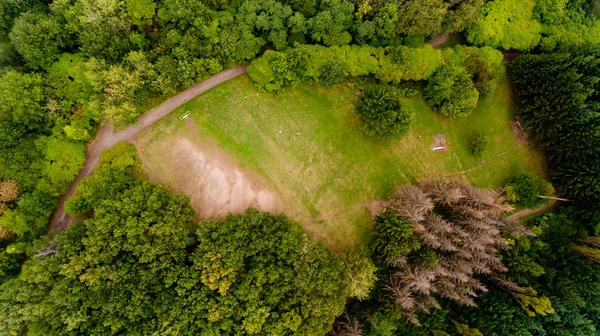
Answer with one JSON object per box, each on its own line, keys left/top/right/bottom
{"left": 135, "top": 74, "right": 546, "bottom": 250}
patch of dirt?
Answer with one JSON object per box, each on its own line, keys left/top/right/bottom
{"left": 135, "top": 136, "right": 282, "bottom": 220}
{"left": 511, "top": 116, "right": 530, "bottom": 143}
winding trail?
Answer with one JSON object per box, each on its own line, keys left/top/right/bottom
{"left": 49, "top": 64, "right": 247, "bottom": 231}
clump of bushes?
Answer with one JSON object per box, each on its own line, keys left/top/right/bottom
{"left": 356, "top": 84, "right": 415, "bottom": 139}
{"left": 424, "top": 65, "right": 479, "bottom": 119}
{"left": 468, "top": 131, "right": 489, "bottom": 156}
{"left": 504, "top": 174, "right": 554, "bottom": 208}
{"left": 318, "top": 61, "right": 347, "bottom": 88}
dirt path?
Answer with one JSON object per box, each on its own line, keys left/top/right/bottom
{"left": 506, "top": 201, "right": 557, "bottom": 222}
{"left": 427, "top": 33, "right": 462, "bottom": 48}
{"left": 49, "top": 64, "right": 248, "bottom": 231}
{"left": 444, "top": 142, "right": 519, "bottom": 177}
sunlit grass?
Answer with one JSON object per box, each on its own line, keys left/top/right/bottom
{"left": 135, "top": 74, "right": 546, "bottom": 250}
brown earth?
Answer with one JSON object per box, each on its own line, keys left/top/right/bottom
{"left": 134, "top": 133, "right": 282, "bottom": 220}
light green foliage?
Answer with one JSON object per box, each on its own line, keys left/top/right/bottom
{"left": 9, "top": 12, "right": 68, "bottom": 69}
{"left": 425, "top": 65, "right": 479, "bottom": 119}
{"left": 38, "top": 136, "right": 86, "bottom": 195}
{"left": 503, "top": 174, "right": 554, "bottom": 208}
{"left": 46, "top": 53, "right": 94, "bottom": 114}
{"left": 382, "top": 45, "right": 444, "bottom": 81}
{"left": 126, "top": 0, "right": 156, "bottom": 26}
{"left": 515, "top": 290, "right": 555, "bottom": 317}
{"left": 340, "top": 247, "right": 377, "bottom": 300}
{"left": 0, "top": 71, "right": 45, "bottom": 129}
{"left": 85, "top": 57, "right": 146, "bottom": 126}
{"left": 246, "top": 48, "right": 308, "bottom": 92}
{"left": 451, "top": 320, "right": 484, "bottom": 336}
{"left": 356, "top": 84, "right": 415, "bottom": 138}
{"left": 466, "top": 0, "right": 542, "bottom": 51}
{"left": 249, "top": 44, "right": 504, "bottom": 92}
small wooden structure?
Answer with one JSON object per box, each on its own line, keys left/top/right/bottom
{"left": 431, "top": 134, "right": 448, "bottom": 151}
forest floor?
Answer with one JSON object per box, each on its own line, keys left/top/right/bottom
{"left": 134, "top": 74, "right": 547, "bottom": 250}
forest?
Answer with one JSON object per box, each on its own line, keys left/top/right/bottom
{"left": 1, "top": 0, "right": 600, "bottom": 334}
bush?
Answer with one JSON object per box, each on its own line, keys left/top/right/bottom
{"left": 504, "top": 174, "right": 554, "bottom": 208}
{"left": 468, "top": 132, "right": 489, "bottom": 156}
{"left": 356, "top": 84, "right": 415, "bottom": 138}
{"left": 464, "top": 55, "right": 498, "bottom": 97}
{"left": 424, "top": 65, "right": 479, "bottom": 118}
{"left": 318, "top": 60, "right": 347, "bottom": 88}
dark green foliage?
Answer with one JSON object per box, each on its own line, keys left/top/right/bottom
{"left": 510, "top": 52, "right": 600, "bottom": 202}
{"left": 318, "top": 60, "right": 347, "bottom": 87}
{"left": 464, "top": 55, "right": 497, "bottom": 97}
{"left": 356, "top": 84, "right": 415, "bottom": 138}
{"left": 0, "top": 250, "right": 22, "bottom": 283}
{"left": 372, "top": 211, "right": 421, "bottom": 264}
{"left": 194, "top": 209, "right": 346, "bottom": 335}
{"left": 65, "top": 142, "right": 138, "bottom": 216}
{"left": 462, "top": 210, "right": 600, "bottom": 335}
{"left": 0, "top": 194, "right": 347, "bottom": 335}
{"left": 394, "top": 0, "right": 446, "bottom": 37}
{"left": 424, "top": 65, "right": 479, "bottom": 119}
{"left": 0, "top": 0, "right": 50, "bottom": 40}
{"left": 9, "top": 12, "right": 69, "bottom": 69}
{"left": 307, "top": 0, "right": 353, "bottom": 46}
{"left": 468, "top": 131, "right": 489, "bottom": 157}
{"left": 504, "top": 174, "right": 554, "bottom": 208}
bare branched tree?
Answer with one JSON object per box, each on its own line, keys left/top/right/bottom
{"left": 329, "top": 312, "right": 364, "bottom": 336}
{"left": 381, "top": 179, "right": 527, "bottom": 323}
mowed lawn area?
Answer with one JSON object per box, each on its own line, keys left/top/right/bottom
{"left": 135, "top": 74, "right": 547, "bottom": 250}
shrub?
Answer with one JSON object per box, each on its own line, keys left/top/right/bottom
{"left": 424, "top": 65, "right": 479, "bottom": 118}
{"left": 356, "top": 84, "right": 415, "bottom": 138}
{"left": 464, "top": 55, "right": 497, "bottom": 97}
{"left": 468, "top": 132, "right": 489, "bottom": 156}
{"left": 504, "top": 174, "right": 554, "bottom": 208}
{"left": 318, "top": 60, "right": 347, "bottom": 88}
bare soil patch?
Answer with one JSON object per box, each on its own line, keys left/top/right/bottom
{"left": 134, "top": 135, "right": 282, "bottom": 220}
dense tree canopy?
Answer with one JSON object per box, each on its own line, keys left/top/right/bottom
{"left": 0, "top": 146, "right": 353, "bottom": 334}
{"left": 424, "top": 65, "right": 479, "bottom": 118}
{"left": 510, "top": 51, "right": 600, "bottom": 203}
{"left": 355, "top": 84, "right": 415, "bottom": 138}
{"left": 9, "top": 12, "right": 69, "bottom": 69}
